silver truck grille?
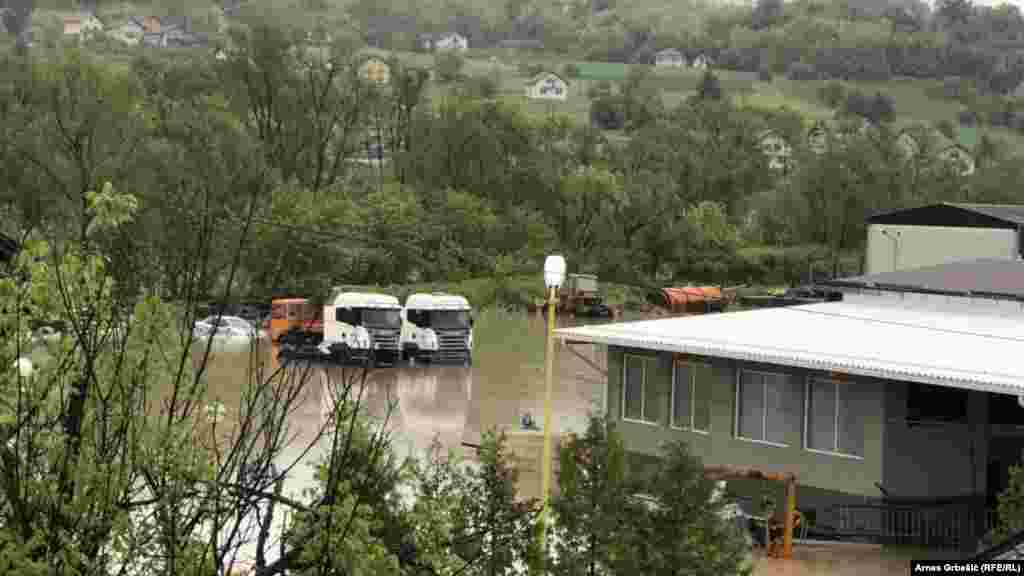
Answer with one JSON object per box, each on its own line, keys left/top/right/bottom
{"left": 436, "top": 329, "right": 470, "bottom": 360}
{"left": 368, "top": 328, "right": 400, "bottom": 351}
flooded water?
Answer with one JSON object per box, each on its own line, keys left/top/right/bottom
{"left": 192, "top": 310, "right": 614, "bottom": 564}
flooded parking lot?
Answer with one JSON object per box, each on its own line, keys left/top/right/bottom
{"left": 197, "top": 311, "right": 609, "bottom": 464}
{"left": 192, "top": 309, "right": 612, "bottom": 562}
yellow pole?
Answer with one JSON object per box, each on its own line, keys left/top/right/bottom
{"left": 783, "top": 477, "right": 797, "bottom": 558}
{"left": 538, "top": 285, "right": 557, "bottom": 568}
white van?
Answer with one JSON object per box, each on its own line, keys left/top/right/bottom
{"left": 400, "top": 293, "right": 473, "bottom": 365}
{"left": 319, "top": 292, "right": 403, "bottom": 365}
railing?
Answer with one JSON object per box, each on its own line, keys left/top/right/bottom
{"left": 818, "top": 500, "right": 997, "bottom": 550}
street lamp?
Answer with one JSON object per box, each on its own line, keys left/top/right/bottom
{"left": 538, "top": 254, "right": 565, "bottom": 564}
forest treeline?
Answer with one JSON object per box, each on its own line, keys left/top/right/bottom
{"left": 2, "top": 19, "right": 1023, "bottom": 304}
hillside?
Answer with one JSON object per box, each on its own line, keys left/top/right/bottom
{"left": 10, "top": 0, "right": 1024, "bottom": 155}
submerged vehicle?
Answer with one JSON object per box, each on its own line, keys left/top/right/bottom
{"left": 400, "top": 293, "right": 473, "bottom": 365}
{"left": 558, "top": 274, "right": 613, "bottom": 317}
{"left": 271, "top": 298, "right": 323, "bottom": 345}
{"left": 319, "top": 292, "right": 403, "bottom": 365}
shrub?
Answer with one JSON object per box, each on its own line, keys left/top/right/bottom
{"left": 464, "top": 75, "right": 498, "bottom": 99}
{"left": 519, "top": 61, "right": 544, "bottom": 77}
{"left": 935, "top": 118, "right": 956, "bottom": 138}
{"left": 434, "top": 51, "right": 465, "bottom": 83}
{"left": 817, "top": 81, "right": 846, "bottom": 108}
{"left": 587, "top": 80, "right": 614, "bottom": 100}
{"left": 590, "top": 96, "right": 625, "bottom": 130}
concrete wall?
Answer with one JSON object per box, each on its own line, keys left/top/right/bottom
{"left": 606, "top": 347, "right": 886, "bottom": 497}
{"left": 865, "top": 224, "right": 1017, "bottom": 274}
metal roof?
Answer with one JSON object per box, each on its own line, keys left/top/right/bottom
{"left": 554, "top": 300, "right": 1024, "bottom": 396}
{"left": 866, "top": 202, "right": 1024, "bottom": 228}
{"left": 950, "top": 203, "right": 1024, "bottom": 225}
{"left": 823, "top": 258, "right": 1024, "bottom": 300}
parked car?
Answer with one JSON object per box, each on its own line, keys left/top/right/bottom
{"left": 194, "top": 315, "right": 257, "bottom": 339}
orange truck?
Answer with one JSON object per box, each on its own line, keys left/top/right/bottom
{"left": 269, "top": 298, "right": 323, "bottom": 345}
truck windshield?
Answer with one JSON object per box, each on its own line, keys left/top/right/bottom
{"left": 360, "top": 308, "right": 401, "bottom": 328}
{"left": 431, "top": 310, "right": 471, "bottom": 329}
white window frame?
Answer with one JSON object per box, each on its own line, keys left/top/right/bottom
{"left": 622, "top": 354, "right": 658, "bottom": 426}
{"left": 670, "top": 360, "right": 711, "bottom": 434}
{"left": 803, "top": 377, "right": 865, "bottom": 461}
{"left": 734, "top": 369, "right": 791, "bottom": 448}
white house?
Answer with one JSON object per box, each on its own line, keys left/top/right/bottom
{"left": 939, "top": 144, "right": 976, "bottom": 176}
{"left": 807, "top": 122, "right": 828, "bottom": 154}
{"left": 434, "top": 31, "right": 468, "bottom": 52}
{"left": 691, "top": 53, "right": 712, "bottom": 70}
{"left": 525, "top": 72, "right": 569, "bottom": 101}
{"left": 757, "top": 130, "right": 793, "bottom": 172}
{"left": 654, "top": 48, "right": 685, "bottom": 68}
{"left": 64, "top": 14, "right": 104, "bottom": 40}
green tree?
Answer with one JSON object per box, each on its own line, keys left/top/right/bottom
{"left": 409, "top": 432, "right": 542, "bottom": 575}
{"left": 435, "top": 50, "right": 466, "bottom": 84}
{"left": 615, "top": 442, "right": 753, "bottom": 575}
{"left": 221, "top": 22, "right": 372, "bottom": 192}
{"left": 550, "top": 416, "right": 632, "bottom": 576}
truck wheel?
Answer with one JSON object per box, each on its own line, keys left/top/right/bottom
{"left": 465, "top": 354, "right": 472, "bottom": 367}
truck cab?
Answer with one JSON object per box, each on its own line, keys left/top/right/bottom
{"left": 400, "top": 293, "right": 473, "bottom": 365}
{"left": 319, "top": 292, "right": 403, "bottom": 365}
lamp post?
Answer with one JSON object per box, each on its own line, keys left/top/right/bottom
{"left": 538, "top": 254, "right": 565, "bottom": 566}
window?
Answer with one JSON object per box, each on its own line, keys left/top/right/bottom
{"left": 672, "top": 362, "right": 712, "bottom": 432}
{"left": 805, "top": 378, "right": 866, "bottom": 458}
{"left": 623, "top": 355, "right": 661, "bottom": 424}
{"left": 735, "top": 370, "right": 801, "bottom": 445}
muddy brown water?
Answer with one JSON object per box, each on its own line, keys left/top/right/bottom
{"left": 192, "top": 313, "right": 614, "bottom": 505}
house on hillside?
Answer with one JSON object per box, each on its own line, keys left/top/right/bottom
{"left": 939, "top": 143, "right": 976, "bottom": 176}
{"left": 756, "top": 129, "right": 793, "bottom": 173}
{"left": 63, "top": 14, "right": 103, "bottom": 40}
{"left": 807, "top": 121, "right": 828, "bottom": 154}
{"left": 895, "top": 129, "right": 922, "bottom": 160}
{"left": 691, "top": 53, "right": 712, "bottom": 70}
{"left": 434, "top": 31, "right": 468, "bottom": 51}
{"left": 654, "top": 48, "right": 685, "bottom": 68}
{"left": 864, "top": 202, "right": 1024, "bottom": 274}
{"left": 137, "top": 16, "right": 207, "bottom": 48}
{"left": 525, "top": 71, "right": 568, "bottom": 101}
{"left": 556, "top": 256, "right": 1024, "bottom": 555}
{"left": 358, "top": 56, "right": 391, "bottom": 86}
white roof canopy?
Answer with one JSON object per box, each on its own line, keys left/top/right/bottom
{"left": 555, "top": 301, "right": 1024, "bottom": 397}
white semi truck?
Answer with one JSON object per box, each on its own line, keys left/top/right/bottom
{"left": 400, "top": 293, "right": 473, "bottom": 365}
{"left": 318, "top": 292, "right": 403, "bottom": 365}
